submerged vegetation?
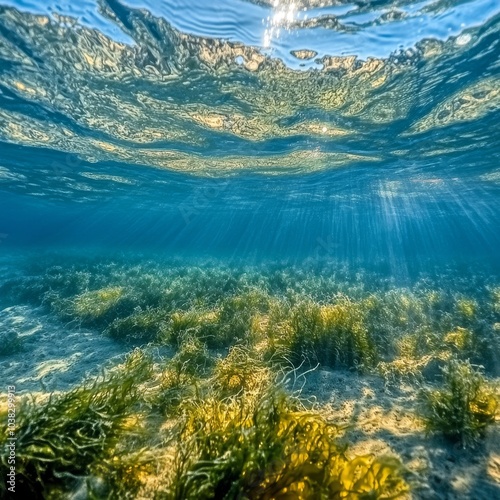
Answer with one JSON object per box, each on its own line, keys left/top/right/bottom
{"left": 1, "top": 344, "right": 409, "bottom": 499}
{"left": 0, "top": 349, "right": 154, "bottom": 497}
{"left": 3, "top": 255, "right": 500, "bottom": 375}
{"left": 0, "top": 328, "right": 23, "bottom": 357}
{"left": 420, "top": 359, "right": 498, "bottom": 447}
{"left": 169, "top": 387, "right": 408, "bottom": 500}
{"left": 1, "top": 254, "right": 500, "bottom": 497}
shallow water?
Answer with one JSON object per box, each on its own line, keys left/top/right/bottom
{"left": 0, "top": 1, "right": 500, "bottom": 499}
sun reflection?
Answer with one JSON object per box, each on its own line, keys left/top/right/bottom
{"left": 263, "top": 1, "right": 298, "bottom": 48}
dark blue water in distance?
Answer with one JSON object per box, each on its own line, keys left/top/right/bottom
{"left": 1, "top": 2, "right": 500, "bottom": 498}
{"left": 0, "top": 0, "right": 499, "bottom": 278}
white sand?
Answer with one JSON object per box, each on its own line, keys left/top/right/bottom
{"left": 0, "top": 304, "right": 126, "bottom": 393}
{"left": 301, "top": 368, "right": 500, "bottom": 499}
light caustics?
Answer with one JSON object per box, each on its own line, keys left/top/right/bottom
{"left": 0, "top": 0, "right": 498, "bottom": 180}
{"left": 0, "top": 0, "right": 498, "bottom": 269}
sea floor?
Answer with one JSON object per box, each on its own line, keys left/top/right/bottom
{"left": 1, "top": 252, "right": 499, "bottom": 499}
{"left": 302, "top": 370, "right": 500, "bottom": 499}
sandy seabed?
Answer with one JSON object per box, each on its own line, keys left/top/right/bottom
{"left": 1, "top": 302, "right": 499, "bottom": 499}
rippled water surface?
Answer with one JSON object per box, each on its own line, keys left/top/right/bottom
{"left": 0, "top": 0, "right": 498, "bottom": 267}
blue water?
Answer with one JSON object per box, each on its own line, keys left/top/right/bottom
{"left": 0, "top": 0, "right": 499, "bottom": 270}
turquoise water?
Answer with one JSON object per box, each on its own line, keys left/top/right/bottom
{"left": 0, "top": 0, "right": 499, "bottom": 271}
{"left": 1, "top": 1, "right": 500, "bottom": 498}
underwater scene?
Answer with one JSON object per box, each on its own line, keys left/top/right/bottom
{"left": 0, "top": 0, "right": 500, "bottom": 498}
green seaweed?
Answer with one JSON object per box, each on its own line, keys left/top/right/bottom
{"left": 72, "top": 286, "right": 126, "bottom": 320}
{"left": 420, "top": 359, "right": 498, "bottom": 447}
{"left": 154, "top": 337, "right": 213, "bottom": 416}
{"left": 0, "top": 349, "right": 153, "bottom": 497}
{"left": 273, "top": 297, "right": 377, "bottom": 370}
{"left": 212, "top": 344, "right": 272, "bottom": 396}
{"left": 105, "top": 306, "right": 168, "bottom": 342}
{"left": 2, "top": 255, "right": 499, "bottom": 497}
{"left": 167, "top": 388, "right": 408, "bottom": 499}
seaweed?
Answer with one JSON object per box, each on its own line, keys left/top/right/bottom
{"left": 105, "top": 306, "right": 168, "bottom": 343}
{"left": 212, "top": 345, "right": 272, "bottom": 396}
{"left": 162, "top": 309, "right": 220, "bottom": 347}
{"left": 215, "top": 290, "right": 270, "bottom": 347}
{"left": 167, "top": 388, "right": 408, "bottom": 499}
{"left": 0, "top": 349, "right": 153, "bottom": 497}
{"left": 72, "top": 286, "right": 126, "bottom": 320}
{"left": 420, "top": 359, "right": 498, "bottom": 447}
{"left": 154, "top": 337, "right": 213, "bottom": 416}
{"left": 276, "top": 297, "right": 377, "bottom": 371}
{"left": 4, "top": 257, "right": 500, "bottom": 378}
{"left": 3, "top": 255, "right": 500, "bottom": 497}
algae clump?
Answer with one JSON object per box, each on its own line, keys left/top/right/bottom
{"left": 421, "top": 359, "right": 498, "bottom": 447}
